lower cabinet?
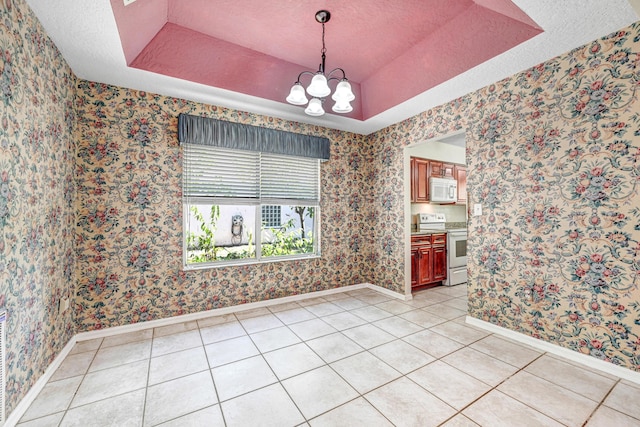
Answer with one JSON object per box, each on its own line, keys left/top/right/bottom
{"left": 411, "top": 233, "right": 447, "bottom": 288}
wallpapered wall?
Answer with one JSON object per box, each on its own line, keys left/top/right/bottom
{"left": 0, "top": 0, "right": 77, "bottom": 415}
{"left": 73, "top": 84, "right": 374, "bottom": 331}
{"left": 371, "top": 23, "right": 640, "bottom": 372}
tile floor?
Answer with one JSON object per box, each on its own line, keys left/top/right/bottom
{"left": 17, "top": 285, "right": 640, "bottom": 427}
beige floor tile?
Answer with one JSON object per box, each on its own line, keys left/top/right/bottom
{"left": 234, "top": 307, "right": 272, "bottom": 320}
{"left": 144, "top": 371, "right": 217, "bottom": 426}
{"left": 350, "top": 305, "right": 394, "bottom": 322}
{"left": 212, "top": 355, "right": 278, "bottom": 401}
{"left": 304, "top": 302, "right": 344, "bottom": 317}
{"left": 297, "top": 297, "right": 328, "bottom": 307}
{"left": 373, "top": 316, "right": 424, "bottom": 338}
{"left": 151, "top": 329, "right": 202, "bottom": 357}
{"left": 411, "top": 290, "right": 454, "bottom": 304}
{"left": 268, "top": 301, "right": 304, "bottom": 313}
{"left": 441, "top": 297, "right": 468, "bottom": 311}
{"left": 263, "top": 343, "right": 325, "bottom": 380}
{"left": 604, "top": 381, "right": 640, "bottom": 420}
{"left": 470, "top": 335, "right": 542, "bottom": 368}
{"left": 321, "top": 311, "right": 368, "bottom": 331}
{"left": 288, "top": 318, "right": 337, "bottom": 341}
{"left": 101, "top": 329, "right": 153, "bottom": 348}
{"left": 250, "top": 326, "right": 301, "bottom": 352}
{"left": 422, "top": 304, "right": 466, "bottom": 320}
{"left": 17, "top": 412, "right": 65, "bottom": 427}
{"left": 20, "top": 376, "right": 83, "bottom": 422}
{"left": 331, "top": 296, "right": 369, "bottom": 310}
{"left": 375, "top": 300, "right": 414, "bottom": 315}
{"left": 341, "top": 323, "right": 396, "bottom": 349}
{"left": 221, "top": 383, "right": 304, "bottom": 427}
{"left": 282, "top": 366, "right": 359, "bottom": 419}
{"left": 408, "top": 360, "right": 491, "bottom": 410}
{"left": 525, "top": 354, "right": 616, "bottom": 402}
{"left": 331, "top": 351, "right": 401, "bottom": 394}
{"left": 156, "top": 404, "right": 225, "bottom": 427}
{"left": 440, "top": 414, "right": 480, "bottom": 427}
{"left": 587, "top": 405, "right": 640, "bottom": 427}
{"left": 430, "top": 320, "right": 489, "bottom": 345}
{"left": 369, "top": 339, "right": 435, "bottom": 374}
{"left": 365, "top": 377, "right": 456, "bottom": 427}
{"left": 149, "top": 346, "right": 209, "bottom": 385}
{"left": 196, "top": 313, "right": 237, "bottom": 328}
{"left": 354, "top": 293, "right": 391, "bottom": 305}
{"left": 60, "top": 389, "right": 144, "bottom": 427}
{"left": 239, "top": 313, "right": 285, "bottom": 333}
{"left": 88, "top": 339, "right": 151, "bottom": 372}
{"left": 71, "top": 360, "right": 148, "bottom": 408}
{"left": 403, "top": 297, "right": 436, "bottom": 309}
{"left": 153, "top": 320, "right": 198, "bottom": 338}
{"left": 321, "top": 292, "right": 350, "bottom": 302}
{"left": 204, "top": 336, "right": 260, "bottom": 367}
{"left": 273, "top": 307, "right": 316, "bottom": 324}
{"left": 306, "top": 332, "right": 364, "bottom": 363}
{"left": 431, "top": 285, "right": 468, "bottom": 297}
{"left": 443, "top": 347, "right": 518, "bottom": 386}
{"left": 199, "top": 320, "right": 246, "bottom": 344}
{"left": 399, "top": 309, "right": 447, "bottom": 328}
{"left": 309, "top": 397, "right": 393, "bottom": 427}
{"left": 403, "top": 329, "right": 465, "bottom": 358}
{"left": 498, "top": 371, "right": 598, "bottom": 426}
{"left": 68, "top": 338, "right": 102, "bottom": 355}
{"left": 50, "top": 352, "right": 94, "bottom": 382}
{"left": 463, "top": 390, "right": 563, "bottom": 427}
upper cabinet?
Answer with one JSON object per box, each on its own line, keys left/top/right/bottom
{"left": 410, "top": 156, "right": 466, "bottom": 204}
{"left": 411, "top": 157, "right": 429, "bottom": 203}
{"left": 454, "top": 165, "right": 467, "bottom": 204}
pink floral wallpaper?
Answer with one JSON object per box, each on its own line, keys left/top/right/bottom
{"left": 73, "top": 84, "right": 373, "bottom": 331}
{"left": 0, "top": 0, "right": 77, "bottom": 415}
{"left": 369, "top": 24, "right": 640, "bottom": 372}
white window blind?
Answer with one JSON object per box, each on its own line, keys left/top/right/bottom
{"left": 183, "top": 144, "right": 319, "bottom": 202}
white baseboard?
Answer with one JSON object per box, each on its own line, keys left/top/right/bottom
{"left": 5, "top": 336, "right": 77, "bottom": 427}
{"left": 6, "top": 283, "right": 403, "bottom": 425}
{"left": 76, "top": 282, "right": 404, "bottom": 342}
{"left": 466, "top": 316, "right": 640, "bottom": 385}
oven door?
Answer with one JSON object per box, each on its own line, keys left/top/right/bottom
{"left": 448, "top": 230, "right": 467, "bottom": 268}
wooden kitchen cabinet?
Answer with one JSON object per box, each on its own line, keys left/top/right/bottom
{"left": 411, "top": 233, "right": 447, "bottom": 288}
{"left": 454, "top": 165, "right": 467, "bottom": 204}
{"left": 411, "top": 157, "right": 429, "bottom": 202}
{"left": 429, "top": 161, "right": 454, "bottom": 179}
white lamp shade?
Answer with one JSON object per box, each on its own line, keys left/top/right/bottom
{"left": 332, "top": 80, "right": 355, "bottom": 102}
{"left": 286, "top": 83, "right": 308, "bottom": 105}
{"left": 306, "top": 73, "right": 331, "bottom": 98}
{"left": 305, "top": 98, "right": 325, "bottom": 116}
{"left": 332, "top": 99, "right": 353, "bottom": 114}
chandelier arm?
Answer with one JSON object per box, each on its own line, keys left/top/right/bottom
{"left": 295, "top": 70, "right": 317, "bottom": 83}
{"left": 326, "top": 68, "right": 348, "bottom": 81}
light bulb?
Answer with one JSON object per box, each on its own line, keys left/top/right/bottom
{"left": 286, "top": 83, "right": 308, "bottom": 105}
{"left": 306, "top": 73, "right": 331, "bottom": 98}
{"left": 305, "top": 98, "right": 325, "bottom": 116}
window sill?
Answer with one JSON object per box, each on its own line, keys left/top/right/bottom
{"left": 183, "top": 253, "right": 321, "bottom": 271}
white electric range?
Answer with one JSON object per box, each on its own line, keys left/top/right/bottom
{"left": 416, "top": 213, "right": 467, "bottom": 286}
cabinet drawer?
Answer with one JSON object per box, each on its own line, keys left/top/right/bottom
{"left": 411, "top": 235, "right": 432, "bottom": 246}
{"left": 432, "top": 234, "right": 446, "bottom": 245}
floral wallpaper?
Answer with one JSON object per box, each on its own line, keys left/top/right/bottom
{"left": 73, "top": 84, "right": 373, "bottom": 331}
{"left": 0, "top": 0, "right": 77, "bottom": 415}
{"left": 370, "top": 23, "right": 640, "bottom": 372}
{"left": 5, "top": 0, "right": 640, "bottom": 418}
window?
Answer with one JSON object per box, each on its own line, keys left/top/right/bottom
{"left": 183, "top": 144, "right": 321, "bottom": 268}
{"left": 261, "top": 205, "right": 281, "bottom": 228}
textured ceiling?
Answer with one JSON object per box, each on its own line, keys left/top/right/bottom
{"left": 26, "top": 0, "right": 639, "bottom": 134}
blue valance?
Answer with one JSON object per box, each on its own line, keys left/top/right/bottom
{"left": 178, "top": 113, "right": 330, "bottom": 161}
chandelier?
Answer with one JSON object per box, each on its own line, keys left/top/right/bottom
{"left": 286, "top": 10, "right": 355, "bottom": 117}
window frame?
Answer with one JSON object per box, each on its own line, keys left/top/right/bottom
{"left": 182, "top": 148, "right": 322, "bottom": 270}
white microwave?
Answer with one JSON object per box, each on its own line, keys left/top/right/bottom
{"left": 430, "top": 177, "right": 457, "bottom": 203}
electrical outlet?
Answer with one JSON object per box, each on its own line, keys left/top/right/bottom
{"left": 62, "top": 298, "right": 70, "bottom": 312}
{"left": 473, "top": 203, "right": 482, "bottom": 216}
